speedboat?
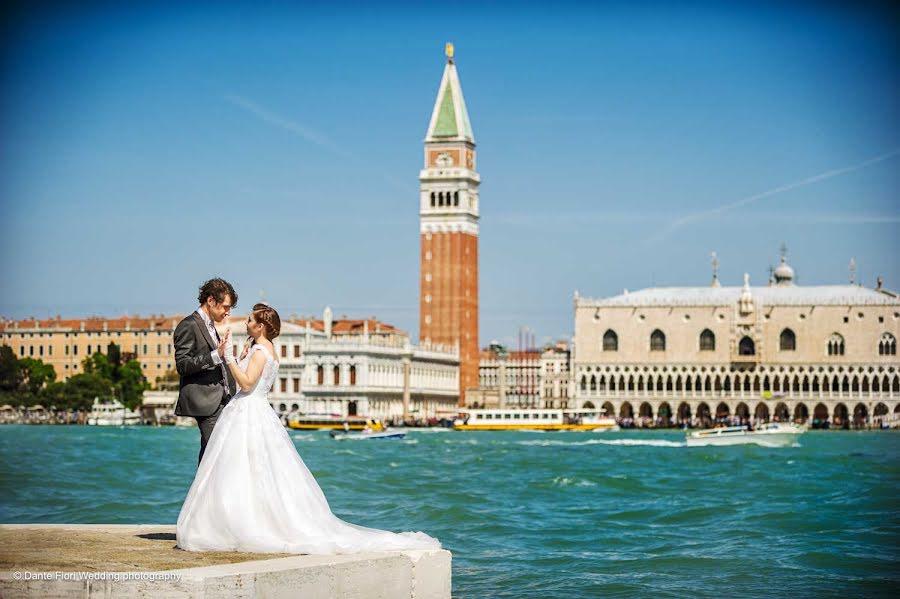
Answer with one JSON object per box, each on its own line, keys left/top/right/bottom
{"left": 686, "top": 422, "right": 804, "bottom": 447}
{"left": 329, "top": 430, "right": 407, "bottom": 441}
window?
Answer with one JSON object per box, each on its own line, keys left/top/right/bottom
{"left": 780, "top": 329, "right": 796, "bottom": 351}
{"left": 293, "top": 378, "right": 300, "bottom": 393}
{"left": 317, "top": 366, "right": 324, "bottom": 385}
{"left": 86, "top": 345, "right": 92, "bottom": 355}
{"left": 281, "top": 345, "right": 287, "bottom": 358}
{"left": 739, "top": 336, "right": 755, "bottom": 356}
{"left": 602, "top": 330, "right": 618, "bottom": 352}
{"left": 430, "top": 192, "right": 435, "bottom": 207}
{"left": 294, "top": 345, "right": 300, "bottom": 358}
{"left": 827, "top": 333, "right": 845, "bottom": 356}
{"left": 73, "top": 345, "right": 78, "bottom": 356}
{"left": 156, "top": 344, "right": 161, "bottom": 354}
{"left": 699, "top": 329, "right": 715, "bottom": 351}
{"left": 350, "top": 365, "right": 357, "bottom": 386}
{"left": 879, "top": 333, "right": 897, "bottom": 356}
{"left": 650, "top": 329, "right": 666, "bottom": 352}
{"left": 143, "top": 344, "right": 148, "bottom": 354}
{"left": 280, "top": 378, "right": 287, "bottom": 393}
{"left": 333, "top": 365, "right": 340, "bottom": 385}
{"left": 453, "top": 191, "right": 459, "bottom": 206}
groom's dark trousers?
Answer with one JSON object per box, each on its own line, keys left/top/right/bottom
{"left": 173, "top": 312, "right": 236, "bottom": 464}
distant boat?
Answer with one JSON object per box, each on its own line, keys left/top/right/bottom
{"left": 453, "top": 408, "right": 619, "bottom": 431}
{"left": 686, "top": 422, "right": 804, "bottom": 447}
{"left": 87, "top": 398, "right": 141, "bottom": 426}
{"left": 286, "top": 413, "right": 371, "bottom": 431}
{"left": 329, "top": 430, "right": 406, "bottom": 440}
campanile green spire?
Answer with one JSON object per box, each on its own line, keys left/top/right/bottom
{"left": 425, "top": 43, "right": 474, "bottom": 143}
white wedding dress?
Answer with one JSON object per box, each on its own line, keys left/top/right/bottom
{"left": 176, "top": 344, "right": 440, "bottom": 554}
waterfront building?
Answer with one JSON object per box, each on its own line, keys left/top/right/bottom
{"left": 541, "top": 341, "right": 573, "bottom": 408}
{"left": 300, "top": 321, "right": 460, "bottom": 422}
{"left": 474, "top": 346, "right": 541, "bottom": 409}
{"left": 572, "top": 253, "right": 900, "bottom": 427}
{"left": 419, "top": 43, "right": 480, "bottom": 406}
{"left": 0, "top": 315, "right": 181, "bottom": 384}
{"left": 472, "top": 341, "right": 572, "bottom": 409}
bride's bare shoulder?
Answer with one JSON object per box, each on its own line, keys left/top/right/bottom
{"left": 260, "top": 340, "right": 277, "bottom": 358}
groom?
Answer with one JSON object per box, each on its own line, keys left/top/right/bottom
{"left": 174, "top": 277, "right": 238, "bottom": 464}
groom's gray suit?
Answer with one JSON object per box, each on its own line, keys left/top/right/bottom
{"left": 174, "top": 311, "right": 237, "bottom": 464}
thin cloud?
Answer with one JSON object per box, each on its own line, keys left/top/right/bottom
{"left": 225, "top": 94, "right": 350, "bottom": 157}
{"left": 224, "top": 94, "right": 412, "bottom": 193}
{"left": 648, "top": 147, "right": 900, "bottom": 244}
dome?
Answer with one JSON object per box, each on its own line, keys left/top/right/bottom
{"left": 774, "top": 256, "right": 795, "bottom": 285}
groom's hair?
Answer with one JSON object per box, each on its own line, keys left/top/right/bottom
{"left": 252, "top": 303, "right": 281, "bottom": 340}
{"left": 198, "top": 278, "right": 238, "bottom": 307}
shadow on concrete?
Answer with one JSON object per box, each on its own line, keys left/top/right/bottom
{"left": 136, "top": 532, "right": 176, "bottom": 541}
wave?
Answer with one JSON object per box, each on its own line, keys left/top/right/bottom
{"left": 518, "top": 438, "right": 685, "bottom": 448}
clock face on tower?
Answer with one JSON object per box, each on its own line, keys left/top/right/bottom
{"left": 436, "top": 152, "right": 454, "bottom": 167}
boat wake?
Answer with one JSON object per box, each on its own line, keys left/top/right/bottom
{"left": 518, "top": 438, "right": 685, "bottom": 448}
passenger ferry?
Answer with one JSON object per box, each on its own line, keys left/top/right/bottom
{"left": 286, "top": 413, "right": 372, "bottom": 431}
{"left": 453, "top": 408, "right": 619, "bottom": 431}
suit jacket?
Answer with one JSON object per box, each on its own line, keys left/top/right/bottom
{"left": 173, "top": 312, "right": 237, "bottom": 417}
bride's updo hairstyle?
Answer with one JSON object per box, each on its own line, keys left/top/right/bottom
{"left": 252, "top": 303, "right": 281, "bottom": 341}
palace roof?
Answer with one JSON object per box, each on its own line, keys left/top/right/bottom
{"left": 578, "top": 285, "right": 900, "bottom": 308}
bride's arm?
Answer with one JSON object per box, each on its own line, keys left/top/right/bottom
{"left": 225, "top": 345, "right": 268, "bottom": 392}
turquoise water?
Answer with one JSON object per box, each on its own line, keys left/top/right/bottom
{"left": 1, "top": 425, "right": 898, "bottom": 598}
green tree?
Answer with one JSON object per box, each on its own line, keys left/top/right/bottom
{"left": 117, "top": 360, "right": 148, "bottom": 411}
{"left": 40, "top": 381, "right": 69, "bottom": 410}
{"left": 63, "top": 373, "right": 112, "bottom": 412}
{"left": 0, "top": 345, "right": 22, "bottom": 393}
{"left": 83, "top": 352, "right": 114, "bottom": 381}
{"left": 19, "top": 358, "right": 57, "bottom": 395}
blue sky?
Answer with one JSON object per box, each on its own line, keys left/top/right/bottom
{"left": 2, "top": 1, "right": 898, "bottom": 347}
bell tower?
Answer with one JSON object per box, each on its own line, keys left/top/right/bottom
{"left": 419, "top": 43, "right": 480, "bottom": 406}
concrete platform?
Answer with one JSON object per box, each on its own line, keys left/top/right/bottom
{"left": 0, "top": 524, "right": 451, "bottom": 598}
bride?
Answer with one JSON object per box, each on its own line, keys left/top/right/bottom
{"left": 176, "top": 302, "right": 440, "bottom": 554}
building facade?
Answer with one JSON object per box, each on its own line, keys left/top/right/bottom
{"left": 0, "top": 315, "right": 181, "bottom": 384}
{"left": 419, "top": 44, "right": 480, "bottom": 406}
{"left": 472, "top": 341, "right": 573, "bottom": 409}
{"left": 573, "top": 257, "right": 900, "bottom": 427}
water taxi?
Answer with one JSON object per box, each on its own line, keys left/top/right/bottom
{"left": 329, "top": 430, "right": 407, "bottom": 440}
{"left": 286, "top": 413, "right": 373, "bottom": 431}
{"left": 87, "top": 398, "right": 142, "bottom": 426}
{"left": 453, "top": 408, "right": 619, "bottom": 431}
{"left": 686, "top": 422, "right": 805, "bottom": 447}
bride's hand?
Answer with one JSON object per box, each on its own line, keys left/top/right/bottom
{"left": 239, "top": 342, "right": 251, "bottom": 361}
{"left": 221, "top": 331, "right": 235, "bottom": 363}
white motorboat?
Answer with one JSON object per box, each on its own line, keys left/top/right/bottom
{"left": 686, "top": 422, "right": 804, "bottom": 447}
{"left": 87, "top": 397, "right": 142, "bottom": 426}
{"left": 329, "top": 430, "right": 406, "bottom": 441}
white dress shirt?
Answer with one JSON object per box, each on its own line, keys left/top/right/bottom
{"left": 196, "top": 308, "right": 228, "bottom": 383}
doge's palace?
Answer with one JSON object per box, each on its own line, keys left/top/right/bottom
{"left": 573, "top": 254, "right": 900, "bottom": 428}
